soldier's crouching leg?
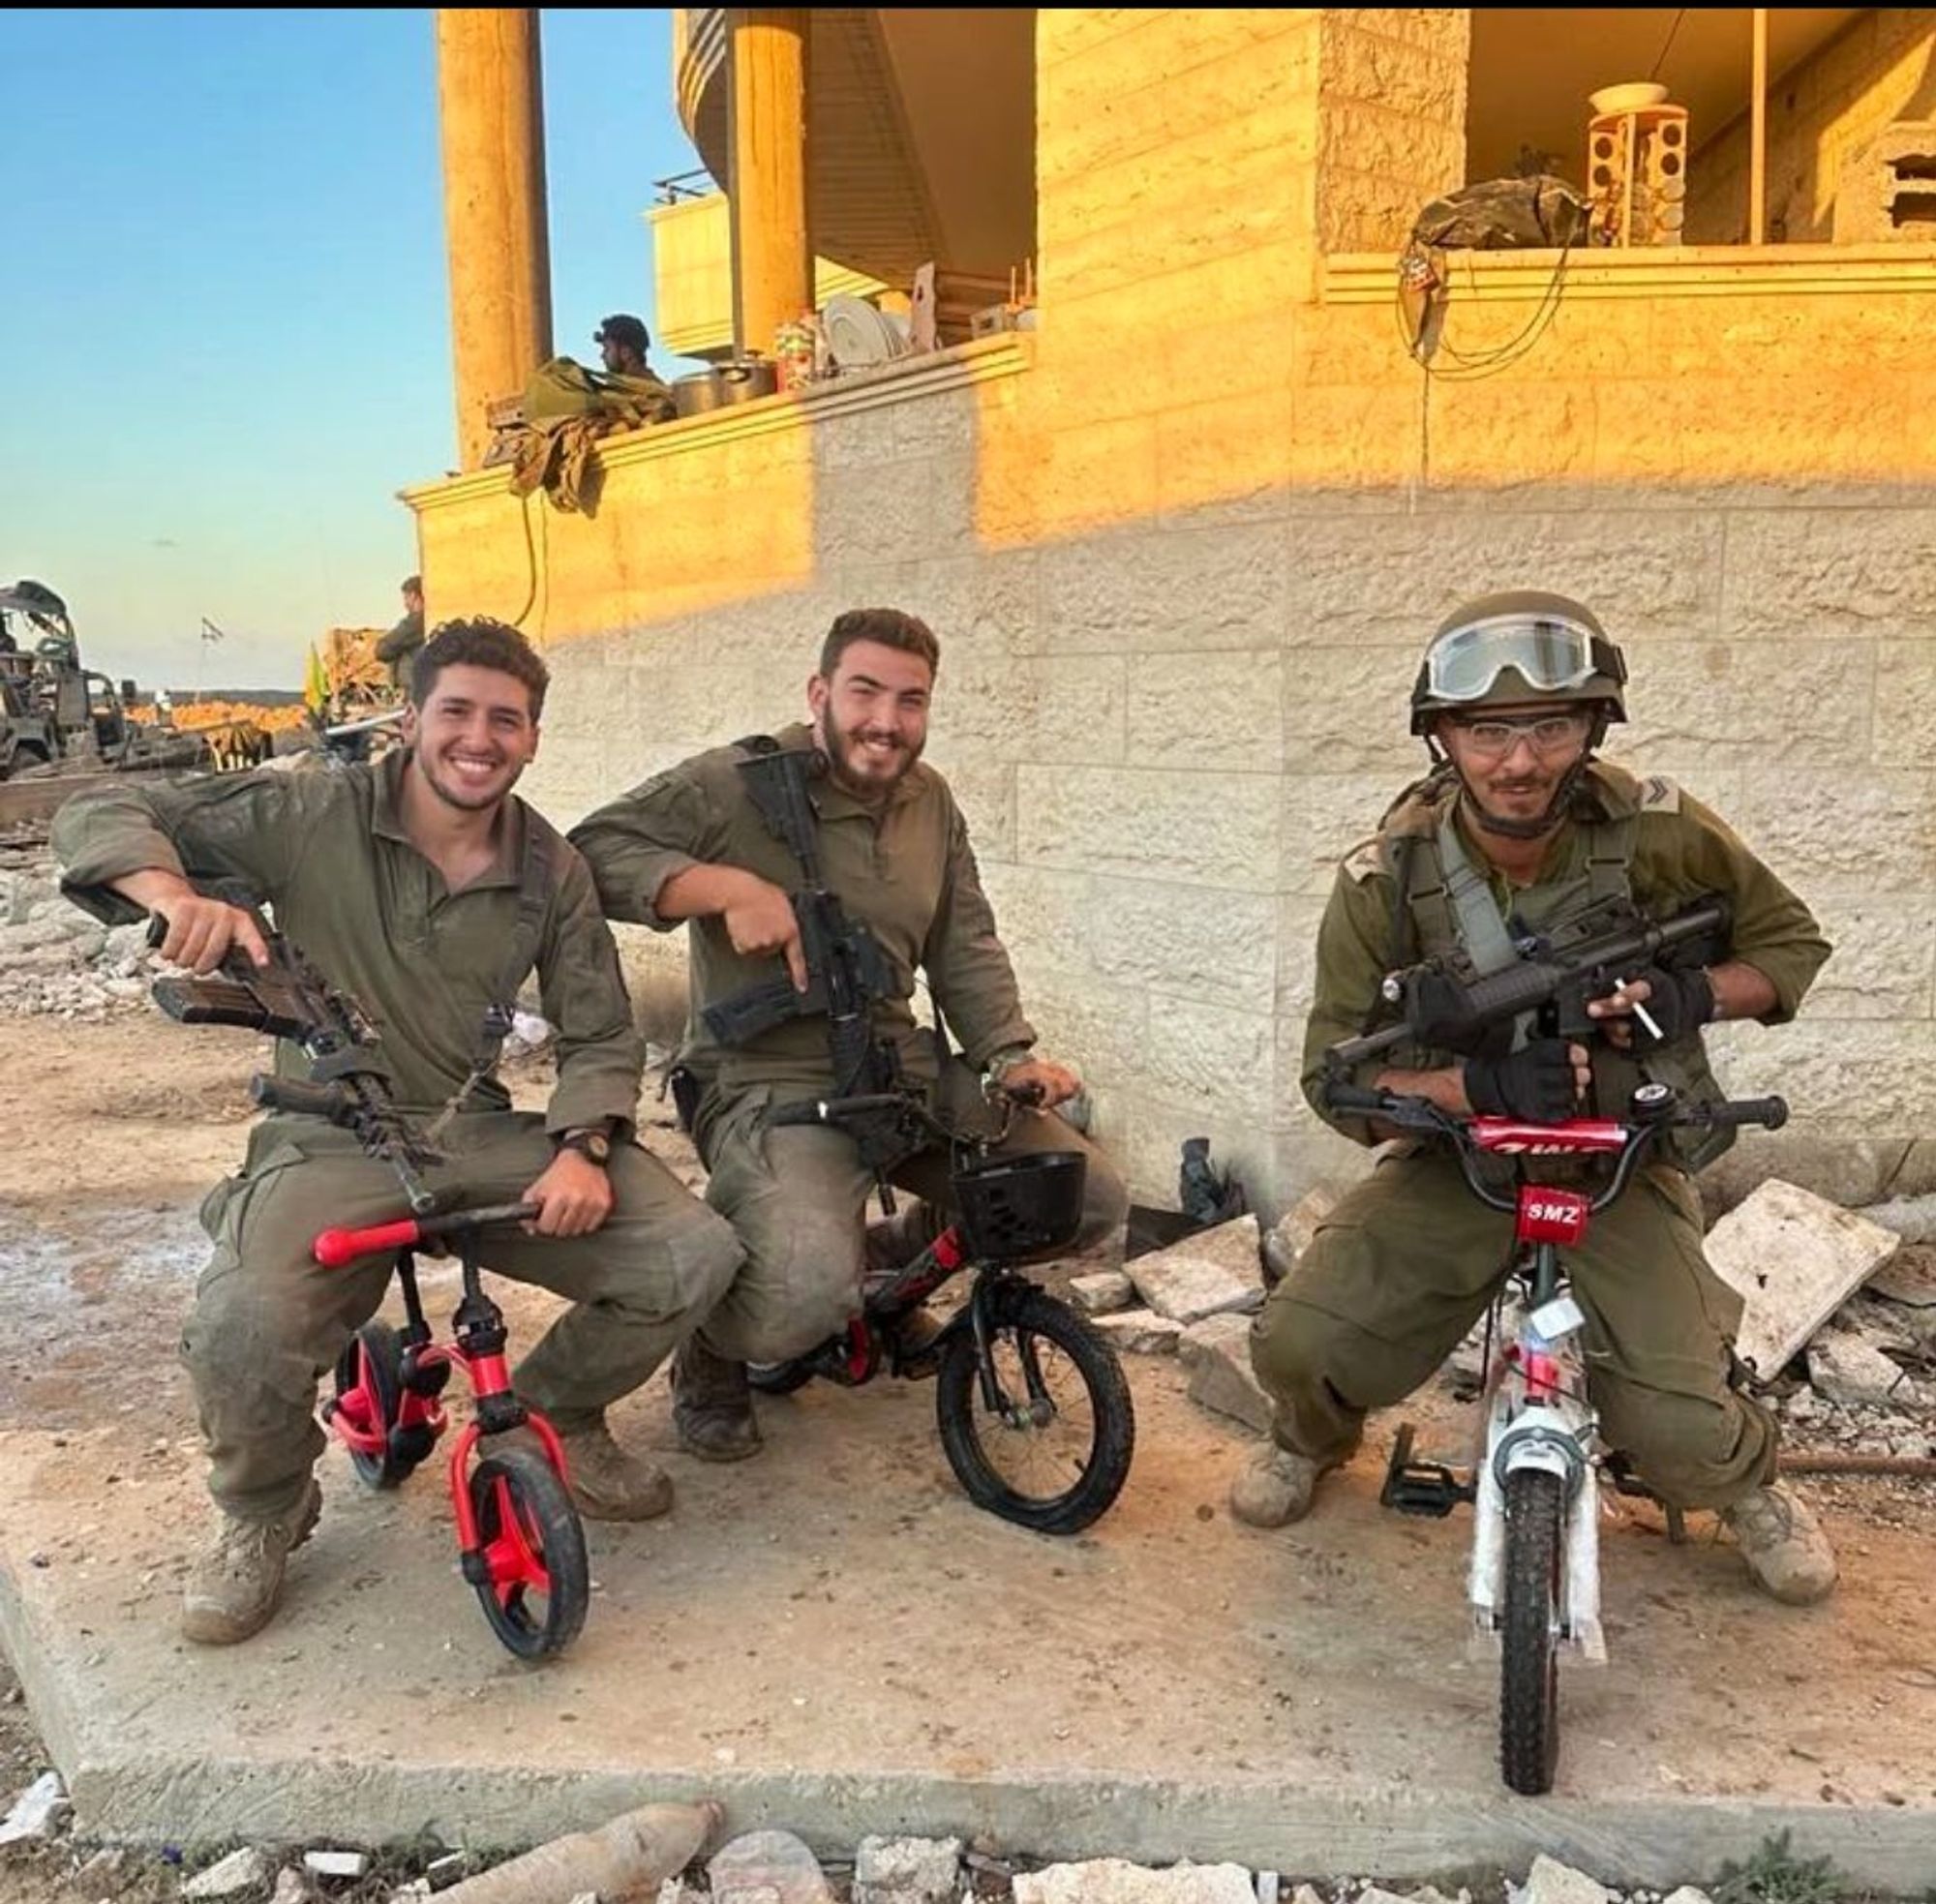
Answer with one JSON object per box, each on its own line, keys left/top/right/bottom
{"left": 696, "top": 1108, "right": 874, "bottom": 1365}
{"left": 183, "top": 1133, "right": 401, "bottom": 1521}
{"left": 1249, "top": 1150, "right": 1508, "bottom": 1465}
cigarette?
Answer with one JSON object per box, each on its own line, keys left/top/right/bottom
{"left": 1616, "top": 977, "right": 1663, "bottom": 1042}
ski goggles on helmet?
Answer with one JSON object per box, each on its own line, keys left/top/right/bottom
{"left": 1423, "top": 611, "right": 1625, "bottom": 704}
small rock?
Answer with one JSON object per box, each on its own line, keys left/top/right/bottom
{"left": 0, "top": 1770, "right": 68, "bottom": 1845}
{"left": 426, "top": 1851, "right": 470, "bottom": 1889}
{"left": 1178, "top": 1312, "right": 1274, "bottom": 1435}
{"left": 387, "top": 1884, "right": 430, "bottom": 1904}
{"left": 1660, "top": 1889, "right": 1713, "bottom": 1904}
{"left": 1014, "top": 1860, "right": 1256, "bottom": 1903}
{"left": 709, "top": 1828, "right": 834, "bottom": 1904}
{"left": 185, "top": 1847, "right": 274, "bottom": 1899}
{"left": 1071, "top": 1272, "right": 1135, "bottom": 1315}
{"left": 1093, "top": 1309, "right": 1185, "bottom": 1355}
{"left": 1517, "top": 1857, "right": 1613, "bottom": 1904}
{"left": 1807, "top": 1329, "right": 1910, "bottom": 1408}
{"left": 304, "top": 1849, "right": 371, "bottom": 1882}
{"left": 854, "top": 1832, "right": 963, "bottom": 1904}
{"left": 271, "top": 1870, "right": 309, "bottom": 1904}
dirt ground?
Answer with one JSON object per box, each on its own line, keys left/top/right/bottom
{"left": 4, "top": 1012, "right": 1936, "bottom": 1901}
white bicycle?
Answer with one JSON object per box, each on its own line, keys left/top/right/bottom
{"left": 1322, "top": 1076, "right": 1788, "bottom": 1794}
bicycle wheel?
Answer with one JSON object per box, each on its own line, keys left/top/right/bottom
{"left": 1499, "top": 1466, "right": 1565, "bottom": 1795}
{"left": 330, "top": 1322, "right": 406, "bottom": 1490}
{"left": 467, "top": 1445, "right": 590, "bottom": 1659}
{"left": 935, "top": 1286, "right": 1134, "bottom": 1535}
{"left": 746, "top": 1357, "right": 816, "bottom": 1396}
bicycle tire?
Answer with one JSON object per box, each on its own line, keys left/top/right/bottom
{"left": 330, "top": 1322, "right": 406, "bottom": 1490}
{"left": 467, "top": 1445, "right": 590, "bottom": 1659}
{"left": 1499, "top": 1465, "right": 1565, "bottom": 1795}
{"left": 746, "top": 1357, "right": 817, "bottom": 1396}
{"left": 935, "top": 1286, "right": 1134, "bottom": 1535}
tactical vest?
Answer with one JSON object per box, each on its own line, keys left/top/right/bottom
{"left": 1377, "top": 763, "right": 1733, "bottom": 1171}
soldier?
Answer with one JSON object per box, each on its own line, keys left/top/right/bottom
{"left": 570, "top": 607, "right": 1129, "bottom": 1461}
{"left": 1239, "top": 591, "right": 1839, "bottom": 1606}
{"left": 52, "top": 618, "right": 742, "bottom": 1645}
{"left": 375, "top": 574, "right": 426, "bottom": 694}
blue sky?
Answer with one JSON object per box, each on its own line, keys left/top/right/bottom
{"left": 0, "top": 9, "right": 703, "bottom": 689}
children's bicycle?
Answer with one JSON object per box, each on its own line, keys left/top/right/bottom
{"left": 1322, "top": 1075, "right": 1787, "bottom": 1795}
{"left": 745, "top": 1085, "right": 1136, "bottom": 1535}
{"left": 315, "top": 1201, "right": 590, "bottom": 1660}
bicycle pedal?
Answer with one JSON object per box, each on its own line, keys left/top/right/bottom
{"left": 1379, "top": 1422, "right": 1472, "bottom": 1517}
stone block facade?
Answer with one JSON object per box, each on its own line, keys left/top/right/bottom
{"left": 414, "top": 10, "right": 1936, "bottom": 1216}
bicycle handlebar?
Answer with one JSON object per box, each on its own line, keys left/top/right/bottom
{"left": 314, "top": 1200, "right": 539, "bottom": 1269}
{"left": 767, "top": 1080, "right": 1046, "bottom": 1142}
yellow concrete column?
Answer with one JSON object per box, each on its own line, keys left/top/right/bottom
{"left": 727, "top": 8, "right": 810, "bottom": 360}
{"left": 436, "top": 8, "right": 553, "bottom": 470}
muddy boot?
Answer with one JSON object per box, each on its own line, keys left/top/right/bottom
{"left": 1721, "top": 1482, "right": 1838, "bottom": 1605}
{"left": 180, "top": 1478, "right": 322, "bottom": 1647}
{"left": 529, "top": 1418, "right": 673, "bottom": 1523}
{"left": 672, "top": 1337, "right": 763, "bottom": 1463}
{"left": 1228, "top": 1442, "right": 1330, "bottom": 1528}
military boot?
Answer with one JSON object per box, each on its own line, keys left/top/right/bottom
{"left": 1721, "top": 1482, "right": 1838, "bottom": 1605}
{"left": 180, "top": 1478, "right": 322, "bottom": 1647}
{"left": 672, "top": 1337, "right": 763, "bottom": 1463}
{"left": 865, "top": 1209, "right": 945, "bottom": 1377}
{"left": 1228, "top": 1442, "right": 1331, "bottom": 1528}
{"left": 508, "top": 1418, "right": 674, "bottom": 1523}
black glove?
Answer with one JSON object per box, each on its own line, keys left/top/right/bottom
{"left": 1464, "top": 1041, "right": 1581, "bottom": 1123}
{"left": 1602, "top": 964, "right": 1715, "bottom": 1050}
{"left": 1401, "top": 968, "right": 1513, "bottom": 1058}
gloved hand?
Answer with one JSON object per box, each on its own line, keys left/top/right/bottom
{"left": 1593, "top": 964, "right": 1715, "bottom": 1051}
{"left": 1464, "top": 1041, "right": 1583, "bottom": 1123}
{"left": 1401, "top": 968, "right": 1513, "bottom": 1058}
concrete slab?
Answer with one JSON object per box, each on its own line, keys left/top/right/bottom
{"left": 3, "top": 1018, "right": 1935, "bottom": 1889}
{"left": 4, "top": 1353, "right": 1936, "bottom": 1888}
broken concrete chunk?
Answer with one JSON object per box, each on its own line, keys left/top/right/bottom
{"left": 1807, "top": 1329, "right": 1912, "bottom": 1408}
{"left": 305, "top": 1849, "right": 372, "bottom": 1882}
{"left": 853, "top": 1832, "right": 963, "bottom": 1904}
{"left": 1867, "top": 1245, "right": 1936, "bottom": 1308}
{"left": 1262, "top": 1185, "right": 1340, "bottom": 1283}
{"left": 1515, "top": 1856, "right": 1614, "bottom": 1904}
{"left": 0, "top": 1770, "right": 68, "bottom": 1845}
{"left": 185, "top": 1848, "right": 275, "bottom": 1899}
{"left": 1660, "top": 1889, "right": 1713, "bottom": 1904}
{"left": 1178, "top": 1312, "right": 1274, "bottom": 1435}
{"left": 1071, "top": 1271, "right": 1136, "bottom": 1315}
{"left": 1702, "top": 1180, "right": 1900, "bottom": 1378}
{"left": 1013, "top": 1859, "right": 1258, "bottom": 1904}
{"left": 1127, "top": 1216, "right": 1264, "bottom": 1323}
{"left": 1093, "top": 1308, "right": 1185, "bottom": 1355}
{"left": 709, "top": 1828, "right": 835, "bottom": 1904}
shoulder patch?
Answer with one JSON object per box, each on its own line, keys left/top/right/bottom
{"left": 1637, "top": 773, "right": 1680, "bottom": 815}
{"left": 1343, "top": 836, "right": 1387, "bottom": 884}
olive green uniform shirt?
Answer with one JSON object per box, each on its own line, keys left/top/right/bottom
{"left": 569, "top": 723, "right": 1035, "bottom": 1095}
{"left": 51, "top": 750, "right": 642, "bottom": 1134}
{"left": 1303, "top": 763, "right": 1831, "bottom": 1141}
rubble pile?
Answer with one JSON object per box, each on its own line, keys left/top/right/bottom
{"left": 0, "top": 845, "right": 160, "bottom": 1022}
{"left": 0, "top": 1777, "right": 1875, "bottom": 1904}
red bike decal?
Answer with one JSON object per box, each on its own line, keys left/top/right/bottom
{"left": 1514, "top": 1186, "right": 1591, "bottom": 1247}
{"left": 1471, "top": 1117, "right": 1628, "bottom": 1156}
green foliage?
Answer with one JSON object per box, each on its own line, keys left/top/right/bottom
{"left": 1711, "top": 1830, "right": 1846, "bottom": 1904}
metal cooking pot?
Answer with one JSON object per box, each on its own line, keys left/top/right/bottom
{"left": 672, "top": 357, "right": 780, "bottom": 419}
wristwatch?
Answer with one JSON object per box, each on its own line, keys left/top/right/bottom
{"left": 555, "top": 1125, "right": 614, "bottom": 1166}
{"left": 984, "top": 1044, "right": 1034, "bottom": 1085}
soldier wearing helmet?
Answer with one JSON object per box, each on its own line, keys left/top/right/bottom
{"left": 1238, "top": 590, "right": 1839, "bottom": 1606}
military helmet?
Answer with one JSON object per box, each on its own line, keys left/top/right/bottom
{"left": 1409, "top": 590, "right": 1627, "bottom": 736}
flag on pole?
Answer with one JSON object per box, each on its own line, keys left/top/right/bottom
{"left": 303, "top": 643, "right": 329, "bottom": 717}
{"left": 199, "top": 617, "right": 226, "bottom": 645}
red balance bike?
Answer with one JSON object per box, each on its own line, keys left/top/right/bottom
{"left": 316, "top": 1202, "right": 590, "bottom": 1660}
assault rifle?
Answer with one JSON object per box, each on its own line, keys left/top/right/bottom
{"left": 1323, "top": 892, "right": 1732, "bottom": 1077}
{"left": 149, "top": 883, "right": 439, "bottom": 1211}
{"left": 700, "top": 746, "right": 913, "bottom": 1199}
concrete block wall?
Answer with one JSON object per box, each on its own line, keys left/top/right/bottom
{"left": 1686, "top": 10, "right": 1936, "bottom": 243}
{"left": 417, "top": 9, "right": 1936, "bottom": 1218}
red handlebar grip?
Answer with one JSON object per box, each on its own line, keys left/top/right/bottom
{"left": 314, "top": 1218, "right": 422, "bottom": 1268}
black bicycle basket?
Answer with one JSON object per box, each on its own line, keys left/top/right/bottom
{"left": 953, "top": 1150, "right": 1087, "bottom": 1260}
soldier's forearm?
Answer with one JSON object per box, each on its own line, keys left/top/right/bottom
{"left": 1708, "top": 959, "right": 1778, "bottom": 1023}
{"left": 1373, "top": 1064, "right": 1472, "bottom": 1117}
{"left": 654, "top": 862, "right": 775, "bottom": 922}
{"left": 110, "top": 867, "right": 197, "bottom": 913}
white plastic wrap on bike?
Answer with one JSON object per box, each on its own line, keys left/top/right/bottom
{"left": 1528, "top": 1293, "right": 1587, "bottom": 1342}
{"left": 1565, "top": 1465, "right": 1608, "bottom": 1665}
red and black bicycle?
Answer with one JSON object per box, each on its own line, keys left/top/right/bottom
{"left": 316, "top": 1202, "right": 590, "bottom": 1660}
